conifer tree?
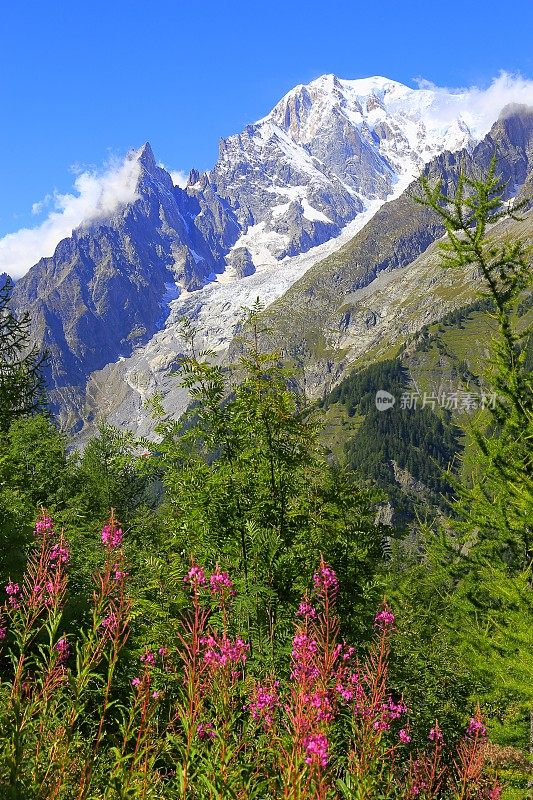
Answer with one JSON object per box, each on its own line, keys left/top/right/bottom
{"left": 415, "top": 158, "right": 533, "bottom": 757}
{"left": 0, "top": 275, "right": 47, "bottom": 432}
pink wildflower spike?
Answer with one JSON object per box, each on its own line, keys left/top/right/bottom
{"left": 54, "top": 637, "right": 70, "bottom": 664}
{"left": 197, "top": 722, "right": 215, "bottom": 740}
{"left": 290, "top": 631, "right": 319, "bottom": 682}
{"left": 384, "top": 697, "right": 407, "bottom": 720}
{"left": 303, "top": 732, "right": 329, "bottom": 768}
{"left": 313, "top": 559, "right": 338, "bottom": 597}
{"left": 131, "top": 677, "right": 141, "bottom": 687}
{"left": 466, "top": 716, "right": 487, "bottom": 738}
{"left": 101, "top": 523, "right": 123, "bottom": 549}
{"left": 428, "top": 724, "right": 444, "bottom": 744}
{"left": 35, "top": 514, "right": 54, "bottom": 536}
{"left": 248, "top": 680, "right": 280, "bottom": 730}
{"left": 5, "top": 582, "right": 20, "bottom": 609}
{"left": 399, "top": 728, "right": 411, "bottom": 743}
{"left": 209, "top": 568, "right": 233, "bottom": 595}
{"left": 374, "top": 605, "right": 395, "bottom": 629}
{"left": 151, "top": 690, "right": 160, "bottom": 700}
{"left": 100, "top": 612, "right": 118, "bottom": 636}
{"left": 183, "top": 564, "right": 206, "bottom": 590}
{"left": 309, "top": 687, "right": 334, "bottom": 722}
{"left": 200, "top": 634, "right": 249, "bottom": 669}
{"left": 158, "top": 646, "right": 168, "bottom": 657}
{"left": 50, "top": 543, "right": 70, "bottom": 565}
{"left": 297, "top": 600, "right": 317, "bottom": 620}
{"left": 140, "top": 651, "right": 156, "bottom": 666}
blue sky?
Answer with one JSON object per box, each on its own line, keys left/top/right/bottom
{"left": 1, "top": 0, "right": 532, "bottom": 251}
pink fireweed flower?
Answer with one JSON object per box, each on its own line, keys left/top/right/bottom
{"left": 183, "top": 564, "right": 206, "bottom": 590}
{"left": 313, "top": 560, "right": 338, "bottom": 597}
{"left": 411, "top": 778, "right": 427, "bottom": 797}
{"left": 201, "top": 634, "right": 249, "bottom": 669}
{"left": 383, "top": 697, "right": 407, "bottom": 720}
{"left": 131, "top": 677, "right": 141, "bottom": 687}
{"left": 308, "top": 688, "right": 334, "bottom": 722}
{"left": 248, "top": 680, "right": 280, "bottom": 730}
{"left": 197, "top": 722, "right": 215, "bottom": 740}
{"left": 335, "top": 682, "right": 355, "bottom": 702}
{"left": 50, "top": 543, "right": 70, "bottom": 565}
{"left": 5, "top": 582, "right": 20, "bottom": 609}
{"left": 140, "top": 650, "right": 156, "bottom": 666}
{"left": 209, "top": 568, "right": 233, "bottom": 595}
{"left": 100, "top": 612, "right": 118, "bottom": 636}
{"left": 151, "top": 691, "right": 160, "bottom": 700}
{"left": 291, "top": 631, "right": 319, "bottom": 682}
{"left": 374, "top": 607, "right": 395, "bottom": 628}
{"left": 158, "top": 647, "right": 168, "bottom": 657}
{"left": 488, "top": 786, "right": 502, "bottom": 800}
{"left": 342, "top": 645, "right": 355, "bottom": 661}
{"left": 466, "top": 716, "right": 487, "bottom": 738}
{"left": 297, "top": 600, "right": 317, "bottom": 620}
{"left": 42, "top": 573, "right": 64, "bottom": 607}
{"left": 303, "top": 732, "right": 329, "bottom": 769}
{"left": 55, "top": 637, "right": 70, "bottom": 664}
{"left": 399, "top": 728, "right": 411, "bottom": 743}
{"left": 101, "top": 524, "right": 123, "bottom": 549}
{"left": 113, "top": 566, "right": 128, "bottom": 581}
{"left": 35, "top": 515, "right": 53, "bottom": 536}
{"left": 428, "top": 725, "right": 444, "bottom": 744}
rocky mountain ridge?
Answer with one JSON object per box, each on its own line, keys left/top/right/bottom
{"left": 9, "top": 77, "right": 532, "bottom": 434}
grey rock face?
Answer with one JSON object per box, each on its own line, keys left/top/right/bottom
{"left": 226, "top": 247, "right": 255, "bottom": 278}
{"left": 11, "top": 143, "right": 239, "bottom": 425}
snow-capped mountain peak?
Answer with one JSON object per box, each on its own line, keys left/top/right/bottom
{"left": 264, "top": 74, "right": 475, "bottom": 171}
{"left": 205, "top": 74, "right": 479, "bottom": 273}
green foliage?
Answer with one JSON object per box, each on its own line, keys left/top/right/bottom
{"left": 73, "top": 423, "right": 159, "bottom": 523}
{"left": 0, "top": 414, "right": 71, "bottom": 579}
{"left": 152, "top": 303, "right": 384, "bottom": 665}
{"left": 408, "top": 157, "right": 533, "bottom": 767}
{"left": 0, "top": 276, "right": 47, "bottom": 432}
{"left": 322, "top": 359, "right": 462, "bottom": 517}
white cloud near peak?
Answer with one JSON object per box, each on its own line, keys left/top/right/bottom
{"left": 414, "top": 72, "right": 533, "bottom": 138}
{"left": 0, "top": 151, "right": 141, "bottom": 280}
{"left": 169, "top": 169, "right": 189, "bottom": 189}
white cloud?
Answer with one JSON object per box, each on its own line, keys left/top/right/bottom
{"left": 31, "top": 194, "right": 53, "bottom": 216}
{"left": 169, "top": 169, "right": 189, "bottom": 188}
{"left": 414, "top": 71, "right": 533, "bottom": 138}
{"left": 0, "top": 151, "right": 142, "bottom": 280}
{"left": 157, "top": 161, "right": 189, "bottom": 188}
